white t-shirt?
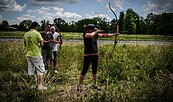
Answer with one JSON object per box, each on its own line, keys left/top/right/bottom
{"left": 51, "top": 32, "right": 59, "bottom": 51}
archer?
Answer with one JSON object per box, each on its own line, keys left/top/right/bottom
{"left": 77, "top": 24, "right": 119, "bottom": 92}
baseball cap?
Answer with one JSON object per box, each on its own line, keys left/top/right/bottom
{"left": 87, "top": 24, "right": 97, "bottom": 31}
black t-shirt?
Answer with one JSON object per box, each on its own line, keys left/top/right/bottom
{"left": 41, "top": 31, "right": 53, "bottom": 50}
{"left": 83, "top": 33, "right": 98, "bottom": 54}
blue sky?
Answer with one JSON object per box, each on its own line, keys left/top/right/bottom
{"left": 0, "top": 0, "right": 173, "bottom": 25}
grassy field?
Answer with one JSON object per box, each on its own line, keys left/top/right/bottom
{"left": 0, "top": 40, "right": 173, "bottom": 101}
{"left": 0, "top": 31, "right": 173, "bottom": 42}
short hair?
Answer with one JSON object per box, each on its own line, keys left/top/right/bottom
{"left": 50, "top": 26, "right": 56, "bottom": 30}
{"left": 31, "top": 21, "right": 39, "bottom": 28}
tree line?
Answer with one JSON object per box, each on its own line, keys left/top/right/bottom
{"left": 0, "top": 8, "right": 173, "bottom": 36}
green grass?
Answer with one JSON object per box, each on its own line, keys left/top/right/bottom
{"left": 0, "top": 31, "right": 173, "bottom": 42}
{"left": 0, "top": 41, "right": 173, "bottom": 101}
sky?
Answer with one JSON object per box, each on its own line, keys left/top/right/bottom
{"left": 0, "top": 0, "right": 173, "bottom": 25}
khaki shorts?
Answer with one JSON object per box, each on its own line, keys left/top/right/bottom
{"left": 26, "top": 56, "right": 45, "bottom": 75}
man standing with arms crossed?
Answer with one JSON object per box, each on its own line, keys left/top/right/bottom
{"left": 23, "top": 21, "right": 47, "bottom": 90}
{"left": 50, "top": 26, "right": 60, "bottom": 73}
{"left": 41, "top": 24, "right": 53, "bottom": 71}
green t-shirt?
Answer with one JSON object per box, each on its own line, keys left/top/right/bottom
{"left": 23, "top": 29, "right": 43, "bottom": 57}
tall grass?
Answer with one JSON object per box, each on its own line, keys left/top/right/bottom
{"left": 0, "top": 41, "right": 173, "bottom": 101}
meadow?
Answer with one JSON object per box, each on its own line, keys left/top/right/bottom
{"left": 0, "top": 31, "right": 173, "bottom": 42}
{"left": 0, "top": 40, "right": 173, "bottom": 102}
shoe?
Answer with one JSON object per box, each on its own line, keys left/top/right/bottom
{"left": 44, "top": 70, "right": 48, "bottom": 73}
{"left": 30, "top": 85, "right": 36, "bottom": 89}
{"left": 37, "top": 84, "right": 47, "bottom": 90}
{"left": 92, "top": 85, "right": 101, "bottom": 91}
{"left": 76, "top": 84, "right": 82, "bottom": 92}
{"left": 54, "top": 70, "right": 58, "bottom": 73}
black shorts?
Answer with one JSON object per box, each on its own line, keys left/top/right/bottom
{"left": 81, "top": 55, "right": 98, "bottom": 76}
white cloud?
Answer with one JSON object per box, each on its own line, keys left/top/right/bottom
{"left": 16, "top": 7, "right": 82, "bottom": 24}
{"left": 63, "top": 12, "right": 82, "bottom": 21}
{"left": 0, "top": 0, "right": 26, "bottom": 12}
{"left": 85, "top": 12, "right": 111, "bottom": 21}
{"left": 37, "top": 7, "right": 50, "bottom": 14}
{"left": 17, "top": 14, "right": 36, "bottom": 22}
{"left": 97, "top": 0, "right": 126, "bottom": 9}
{"left": 26, "top": 10, "right": 33, "bottom": 14}
{"left": 142, "top": 0, "right": 173, "bottom": 15}
{"left": 53, "top": 7, "right": 64, "bottom": 12}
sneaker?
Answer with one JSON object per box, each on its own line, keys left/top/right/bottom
{"left": 76, "top": 84, "right": 82, "bottom": 92}
{"left": 94, "top": 85, "right": 101, "bottom": 91}
{"left": 54, "top": 70, "right": 58, "bottom": 73}
{"left": 44, "top": 70, "right": 48, "bottom": 73}
{"left": 30, "top": 85, "right": 36, "bottom": 89}
{"left": 37, "top": 84, "right": 47, "bottom": 90}
{"left": 90, "top": 85, "right": 101, "bottom": 91}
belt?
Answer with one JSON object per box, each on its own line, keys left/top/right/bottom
{"left": 84, "top": 53, "right": 98, "bottom": 56}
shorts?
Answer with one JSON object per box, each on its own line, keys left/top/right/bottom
{"left": 81, "top": 55, "right": 98, "bottom": 76}
{"left": 26, "top": 56, "right": 45, "bottom": 75}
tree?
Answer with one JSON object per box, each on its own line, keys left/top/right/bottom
{"left": 139, "top": 17, "right": 147, "bottom": 34}
{"left": 145, "top": 13, "right": 157, "bottom": 34}
{"left": 19, "top": 20, "right": 32, "bottom": 31}
{"left": 124, "top": 11, "right": 136, "bottom": 34}
{"left": 41, "top": 20, "right": 50, "bottom": 31}
{"left": 135, "top": 14, "right": 141, "bottom": 34}
{"left": 54, "top": 18, "right": 66, "bottom": 32}
{"left": 0, "top": 20, "right": 9, "bottom": 31}
{"left": 156, "top": 13, "right": 173, "bottom": 36}
{"left": 119, "top": 11, "right": 125, "bottom": 33}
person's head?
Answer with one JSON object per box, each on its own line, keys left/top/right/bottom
{"left": 44, "top": 24, "right": 51, "bottom": 32}
{"left": 50, "top": 26, "right": 56, "bottom": 33}
{"left": 31, "top": 21, "right": 39, "bottom": 29}
{"left": 86, "top": 24, "right": 97, "bottom": 33}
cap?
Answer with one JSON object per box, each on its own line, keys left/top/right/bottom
{"left": 87, "top": 24, "right": 97, "bottom": 31}
{"left": 31, "top": 21, "right": 40, "bottom": 28}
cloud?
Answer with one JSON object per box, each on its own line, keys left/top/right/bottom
{"left": 62, "top": 12, "right": 82, "bottom": 21}
{"left": 0, "top": 0, "right": 26, "bottom": 12}
{"left": 17, "top": 14, "right": 36, "bottom": 22}
{"left": 53, "top": 7, "right": 63, "bottom": 12}
{"left": 16, "top": 7, "right": 82, "bottom": 24}
{"left": 85, "top": 12, "right": 111, "bottom": 21}
{"left": 142, "top": 0, "right": 173, "bottom": 14}
{"left": 97, "top": 0, "right": 128, "bottom": 10}
{"left": 28, "top": 0, "right": 80, "bottom": 6}
{"left": 36, "top": 7, "right": 50, "bottom": 14}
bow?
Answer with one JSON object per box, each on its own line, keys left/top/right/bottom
{"left": 107, "top": 2, "right": 119, "bottom": 58}
{"left": 104, "top": 2, "right": 119, "bottom": 76}
{"left": 53, "top": 21, "right": 63, "bottom": 49}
